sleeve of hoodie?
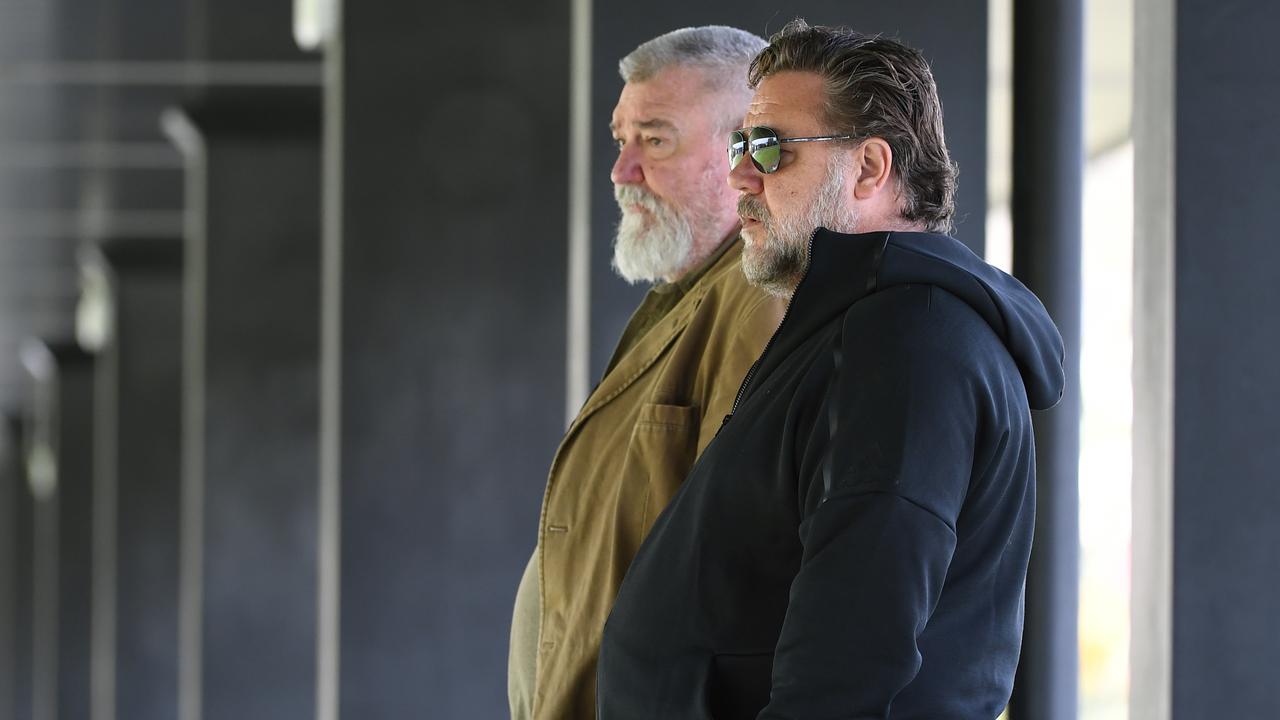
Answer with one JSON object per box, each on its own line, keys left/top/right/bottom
{"left": 759, "top": 285, "right": 990, "bottom": 719}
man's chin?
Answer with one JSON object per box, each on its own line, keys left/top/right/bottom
{"left": 616, "top": 217, "right": 652, "bottom": 245}
{"left": 739, "top": 224, "right": 765, "bottom": 249}
{"left": 743, "top": 266, "right": 800, "bottom": 299}
{"left": 741, "top": 230, "right": 774, "bottom": 264}
{"left": 619, "top": 210, "right": 651, "bottom": 227}
{"left": 740, "top": 248, "right": 771, "bottom": 286}
{"left": 741, "top": 242, "right": 805, "bottom": 298}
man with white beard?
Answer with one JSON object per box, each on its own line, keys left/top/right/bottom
{"left": 507, "top": 26, "right": 784, "bottom": 720}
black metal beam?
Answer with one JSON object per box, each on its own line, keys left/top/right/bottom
{"left": 1009, "top": 0, "right": 1083, "bottom": 718}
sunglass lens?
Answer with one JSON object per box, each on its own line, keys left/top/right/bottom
{"left": 728, "top": 131, "right": 747, "bottom": 170}
{"left": 748, "top": 127, "right": 781, "bottom": 173}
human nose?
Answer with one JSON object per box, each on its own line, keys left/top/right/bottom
{"left": 610, "top": 142, "right": 644, "bottom": 185}
{"left": 728, "top": 151, "right": 763, "bottom": 195}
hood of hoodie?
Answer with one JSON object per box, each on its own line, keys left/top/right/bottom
{"left": 754, "top": 228, "right": 1065, "bottom": 411}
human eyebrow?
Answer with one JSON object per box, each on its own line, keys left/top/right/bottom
{"left": 636, "top": 119, "right": 675, "bottom": 132}
{"left": 610, "top": 119, "right": 674, "bottom": 134}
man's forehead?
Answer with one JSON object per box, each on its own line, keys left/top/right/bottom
{"left": 743, "top": 100, "right": 810, "bottom": 137}
{"left": 745, "top": 75, "right": 824, "bottom": 134}
{"left": 611, "top": 65, "right": 721, "bottom": 130}
{"left": 744, "top": 96, "right": 785, "bottom": 124}
{"left": 611, "top": 85, "right": 681, "bottom": 131}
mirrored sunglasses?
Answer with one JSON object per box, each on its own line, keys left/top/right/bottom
{"left": 727, "top": 126, "right": 856, "bottom": 174}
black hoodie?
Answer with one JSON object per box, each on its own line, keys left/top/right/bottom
{"left": 597, "top": 229, "right": 1066, "bottom": 719}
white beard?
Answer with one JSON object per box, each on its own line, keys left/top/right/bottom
{"left": 611, "top": 184, "right": 694, "bottom": 284}
{"left": 740, "top": 157, "right": 859, "bottom": 298}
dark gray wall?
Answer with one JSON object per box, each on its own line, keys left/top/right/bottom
{"left": 184, "top": 0, "right": 307, "bottom": 62}
{"left": 10, "top": 415, "right": 34, "bottom": 720}
{"left": 7, "top": 418, "right": 33, "bottom": 720}
{"left": 588, "top": 1, "right": 989, "bottom": 377}
{"left": 0, "top": 0, "right": 77, "bottom": 409}
{"left": 57, "top": 0, "right": 186, "bottom": 233}
{"left": 26, "top": 346, "right": 95, "bottom": 720}
{"left": 98, "top": 239, "right": 184, "bottom": 720}
{"left": 1170, "top": 0, "right": 1280, "bottom": 715}
{"left": 332, "top": 1, "right": 569, "bottom": 717}
{"left": 54, "top": 348, "right": 96, "bottom": 720}
{"left": 177, "top": 94, "right": 322, "bottom": 719}
{"left": 0, "top": 418, "right": 23, "bottom": 719}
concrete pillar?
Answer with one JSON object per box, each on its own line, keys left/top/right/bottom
{"left": 83, "top": 238, "right": 183, "bottom": 720}
{"left": 319, "top": 3, "right": 570, "bottom": 716}
{"left": 1133, "top": 0, "right": 1280, "bottom": 717}
{"left": 21, "top": 342, "right": 95, "bottom": 720}
{"left": 1, "top": 416, "right": 28, "bottom": 719}
{"left": 1008, "top": 0, "right": 1083, "bottom": 718}
{"left": 165, "top": 91, "right": 321, "bottom": 720}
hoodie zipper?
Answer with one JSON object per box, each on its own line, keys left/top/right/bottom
{"left": 723, "top": 228, "right": 821, "bottom": 425}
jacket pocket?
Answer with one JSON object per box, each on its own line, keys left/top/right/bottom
{"left": 629, "top": 402, "right": 699, "bottom": 529}
{"left": 708, "top": 652, "right": 774, "bottom": 720}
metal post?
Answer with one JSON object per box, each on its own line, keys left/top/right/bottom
{"left": 1008, "top": 0, "right": 1083, "bottom": 718}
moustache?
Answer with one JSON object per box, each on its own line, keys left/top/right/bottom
{"left": 737, "top": 195, "right": 770, "bottom": 223}
{"left": 615, "top": 185, "right": 662, "bottom": 211}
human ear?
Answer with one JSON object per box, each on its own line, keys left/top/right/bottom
{"left": 851, "top": 138, "right": 894, "bottom": 200}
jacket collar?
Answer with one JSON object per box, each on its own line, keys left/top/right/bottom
{"left": 576, "top": 234, "right": 743, "bottom": 428}
{"left": 600, "top": 228, "right": 742, "bottom": 378}
{"left": 739, "top": 227, "right": 1065, "bottom": 412}
{"left": 669, "top": 226, "right": 740, "bottom": 295}
{"left": 741, "top": 229, "right": 891, "bottom": 401}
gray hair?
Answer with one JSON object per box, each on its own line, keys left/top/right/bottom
{"left": 619, "top": 25, "right": 766, "bottom": 96}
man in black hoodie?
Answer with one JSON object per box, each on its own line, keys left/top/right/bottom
{"left": 597, "top": 20, "right": 1066, "bottom": 720}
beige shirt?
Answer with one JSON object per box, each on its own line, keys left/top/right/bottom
{"left": 507, "top": 236, "right": 783, "bottom": 720}
{"left": 509, "top": 552, "right": 539, "bottom": 720}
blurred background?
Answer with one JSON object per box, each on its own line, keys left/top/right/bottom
{"left": 0, "top": 0, "right": 1276, "bottom": 719}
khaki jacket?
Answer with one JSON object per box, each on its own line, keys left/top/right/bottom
{"left": 528, "top": 236, "right": 783, "bottom": 719}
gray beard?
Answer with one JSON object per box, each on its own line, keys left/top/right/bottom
{"left": 740, "top": 159, "right": 859, "bottom": 298}
{"left": 611, "top": 185, "right": 694, "bottom": 284}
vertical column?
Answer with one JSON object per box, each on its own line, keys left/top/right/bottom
{"left": 1133, "top": 0, "right": 1280, "bottom": 717}
{"left": 22, "top": 342, "right": 95, "bottom": 720}
{"left": 2, "top": 412, "right": 35, "bottom": 720}
{"left": 1130, "top": 0, "right": 1173, "bottom": 716}
{"left": 321, "top": 2, "right": 570, "bottom": 716}
{"left": 1008, "top": 1, "right": 1083, "bottom": 718}
{"left": 0, "top": 430, "right": 9, "bottom": 716}
{"left": 1, "top": 417, "right": 23, "bottom": 718}
{"left": 84, "top": 238, "right": 184, "bottom": 720}
{"left": 165, "top": 91, "right": 321, "bottom": 720}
